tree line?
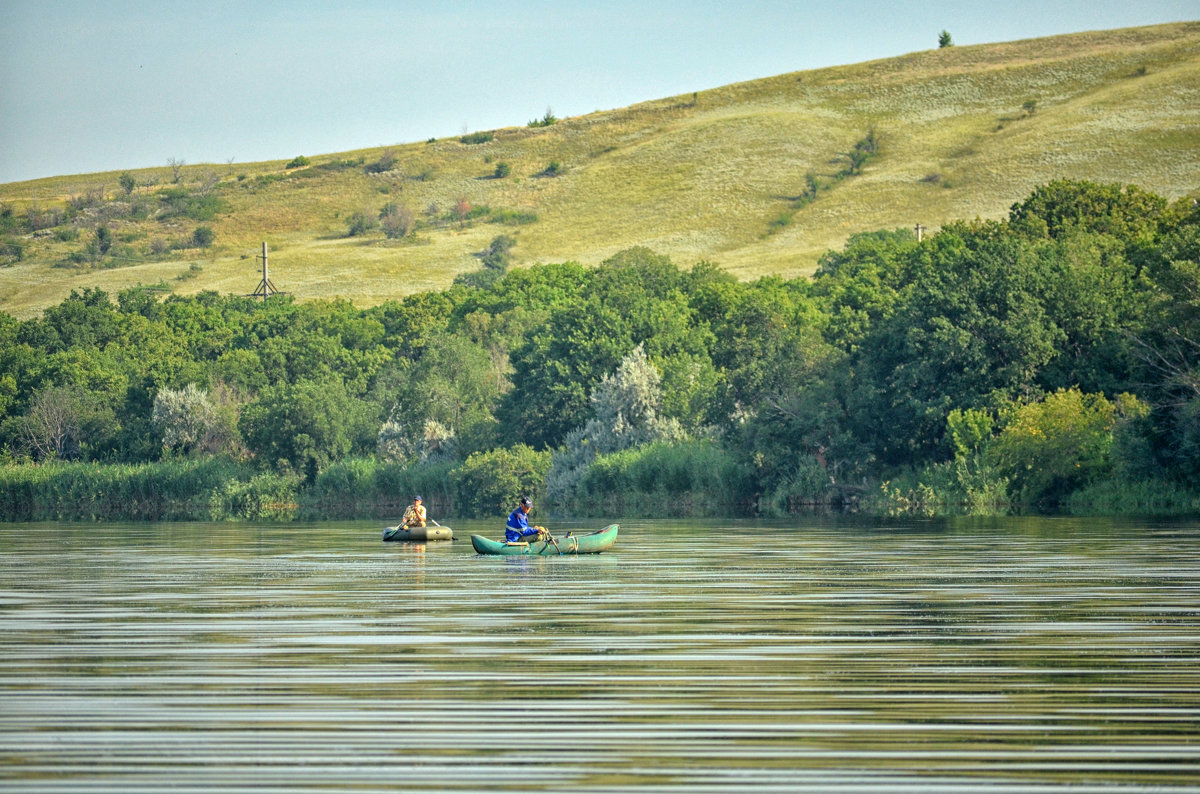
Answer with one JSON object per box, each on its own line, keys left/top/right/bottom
{"left": 1, "top": 179, "right": 1198, "bottom": 520}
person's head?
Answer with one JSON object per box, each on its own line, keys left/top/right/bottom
{"left": 413, "top": 495, "right": 422, "bottom": 505}
{"left": 519, "top": 496, "right": 532, "bottom": 513}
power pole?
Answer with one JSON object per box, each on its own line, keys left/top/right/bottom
{"left": 251, "top": 242, "right": 278, "bottom": 301}
{"left": 915, "top": 223, "right": 925, "bottom": 242}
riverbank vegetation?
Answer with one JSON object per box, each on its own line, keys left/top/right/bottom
{"left": 2, "top": 180, "right": 1199, "bottom": 520}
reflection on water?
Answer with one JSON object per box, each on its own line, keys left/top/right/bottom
{"left": 2, "top": 517, "right": 1199, "bottom": 791}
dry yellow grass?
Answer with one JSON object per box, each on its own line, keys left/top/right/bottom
{"left": 2, "top": 22, "right": 1198, "bottom": 317}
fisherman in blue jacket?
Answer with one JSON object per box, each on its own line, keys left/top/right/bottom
{"left": 505, "top": 496, "right": 549, "bottom": 542}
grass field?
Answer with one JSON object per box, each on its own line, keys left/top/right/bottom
{"left": 2, "top": 22, "right": 1198, "bottom": 318}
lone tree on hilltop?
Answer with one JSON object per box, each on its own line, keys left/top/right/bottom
{"left": 938, "top": 30, "right": 953, "bottom": 48}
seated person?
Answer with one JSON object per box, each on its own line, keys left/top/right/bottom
{"left": 505, "top": 496, "right": 548, "bottom": 542}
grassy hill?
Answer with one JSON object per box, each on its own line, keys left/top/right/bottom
{"left": 2, "top": 22, "right": 1198, "bottom": 318}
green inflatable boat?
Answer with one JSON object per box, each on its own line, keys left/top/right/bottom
{"left": 470, "top": 524, "right": 618, "bottom": 555}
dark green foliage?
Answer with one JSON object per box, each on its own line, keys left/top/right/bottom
{"left": 156, "top": 187, "right": 226, "bottom": 221}
{"left": 499, "top": 247, "right": 717, "bottom": 449}
{"left": 1011, "top": 180, "right": 1165, "bottom": 238}
{"left": 95, "top": 226, "right": 112, "bottom": 255}
{"left": 939, "top": 30, "right": 953, "bottom": 48}
{"left": 191, "top": 226, "right": 215, "bottom": 248}
{"left": 1, "top": 179, "right": 1198, "bottom": 520}
{"left": 364, "top": 151, "right": 397, "bottom": 173}
{"left": 0, "top": 458, "right": 291, "bottom": 521}
{"left": 346, "top": 210, "right": 377, "bottom": 237}
{"left": 569, "top": 440, "right": 753, "bottom": 517}
{"left": 286, "top": 155, "right": 311, "bottom": 169}
{"left": 240, "top": 377, "right": 371, "bottom": 481}
{"left": 528, "top": 109, "right": 557, "bottom": 128}
{"left": 493, "top": 162, "right": 511, "bottom": 178}
{"left": 481, "top": 234, "right": 515, "bottom": 270}
{"left": 452, "top": 444, "right": 552, "bottom": 517}
{"left": 460, "top": 131, "right": 495, "bottom": 145}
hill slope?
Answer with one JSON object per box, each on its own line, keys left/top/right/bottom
{"left": 2, "top": 22, "right": 1198, "bottom": 318}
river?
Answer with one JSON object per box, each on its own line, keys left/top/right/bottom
{"left": 2, "top": 517, "right": 1199, "bottom": 792}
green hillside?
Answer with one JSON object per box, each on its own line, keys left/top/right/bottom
{"left": 2, "top": 21, "right": 1198, "bottom": 318}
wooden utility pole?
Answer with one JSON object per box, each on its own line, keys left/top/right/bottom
{"left": 251, "top": 242, "right": 278, "bottom": 301}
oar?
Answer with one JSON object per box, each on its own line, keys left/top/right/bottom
{"left": 429, "top": 518, "right": 456, "bottom": 539}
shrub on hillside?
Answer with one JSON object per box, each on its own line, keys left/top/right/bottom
{"left": 528, "top": 109, "right": 557, "bottom": 128}
{"left": 191, "top": 226, "right": 215, "bottom": 248}
{"left": 460, "top": 131, "right": 495, "bottom": 145}
{"left": 346, "top": 210, "right": 378, "bottom": 237}
{"left": 365, "top": 151, "right": 397, "bottom": 174}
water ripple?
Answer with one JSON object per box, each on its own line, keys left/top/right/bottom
{"left": 2, "top": 518, "right": 1199, "bottom": 791}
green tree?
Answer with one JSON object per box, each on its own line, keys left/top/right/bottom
{"left": 191, "top": 226, "right": 215, "bottom": 248}
{"left": 152, "top": 382, "right": 241, "bottom": 457}
{"left": 240, "top": 377, "right": 368, "bottom": 481}
{"left": 12, "top": 384, "right": 116, "bottom": 461}
{"left": 377, "top": 333, "right": 508, "bottom": 457}
{"left": 1009, "top": 180, "right": 1166, "bottom": 257}
{"left": 500, "top": 249, "right": 716, "bottom": 448}
{"left": 852, "top": 223, "right": 1063, "bottom": 463}
{"left": 451, "top": 444, "right": 551, "bottom": 517}
{"left": 547, "top": 344, "right": 686, "bottom": 501}
{"left": 119, "top": 172, "right": 136, "bottom": 195}
{"left": 938, "top": 30, "right": 953, "bottom": 48}
{"left": 346, "top": 210, "right": 377, "bottom": 237}
{"left": 986, "top": 388, "right": 1118, "bottom": 506}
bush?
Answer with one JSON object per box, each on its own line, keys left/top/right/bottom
{"left": 493, "top": 162, "right": 511, "bottom": 178}
{"left": 460, "top": 131, "right": 494, "bottom": 145}
{"left": 365, "top": 151, "right": 396, "bottom": 174}
{"left": 450, "top": 444, "right": 551, "bottom": 518}
{"left": 374, "top": 459, "right": 457, "bottom": 516}
{"left": 191, "top": 226, "right": 215, "bottom": 248}
{"left": 528, "top": 109, "right": 557, "bottom": 128}
{"left": 157, "top": 188, "right": 226, "bottom": 221}
{"left": 986, "top": 388, "right": 1117, "bottom": 507}
{"left": 379, "top": 203, "right": 415, "bottom": 239}
{"left": 286, "top": 155, "right": 311, "bottom": 169}
{"left": 346, "top": 210, "right": 377, "bottom": 237}
{"left": 488, "top": 208, "right": 537, "bottom": 225}
{"left": 0, "top": 237, "right": 23, "bottom": 265}
{"left": 569, "top": 440, "right": 754, "bottom": 517}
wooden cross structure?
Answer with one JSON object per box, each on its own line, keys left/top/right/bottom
{"left": 250, "top": 242, "right": 280, "bottom": 301}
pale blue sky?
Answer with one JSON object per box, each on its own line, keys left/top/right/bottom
{"left": 1, "top": 0, "right": 1195, "bottom": 183}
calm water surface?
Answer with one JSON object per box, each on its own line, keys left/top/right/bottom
{"left": 2, "top": 517, "right": 1199, "bottom": 792}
